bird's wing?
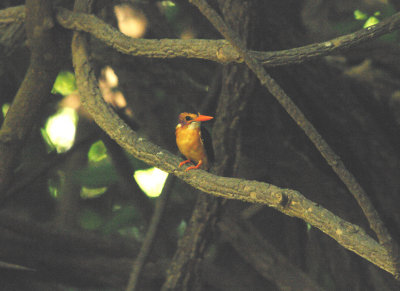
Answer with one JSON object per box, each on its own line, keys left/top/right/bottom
{"left": 201, "top": 125, "right": 214, "bottom": 164}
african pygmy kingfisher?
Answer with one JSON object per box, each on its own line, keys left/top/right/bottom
{"left": 175, "top": 112, "right": 214, "bottom": 171}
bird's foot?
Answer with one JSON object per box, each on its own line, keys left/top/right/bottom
{"left": 185, "top": 160, "right": 203, "bottom": 171}
{"left": 179, "top": 160, "right": 192, "bottom": 168}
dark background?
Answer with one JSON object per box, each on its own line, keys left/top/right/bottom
{"left": 0, "top": 0, "right": 400, "bottom": 290}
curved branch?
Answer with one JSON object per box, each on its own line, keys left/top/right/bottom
{"left": 189, "top": 0, "right": 400, "bottom": 279}
{"left": 69, "top": 3, "right": 395, "bottom": 276}
{"left": 0, "top": 1, "right": 61, "bottom": 195}
{"left": 3, "top": 6, "right": 400, "bottom": 66}
{"left": 55, "top": 7, "right": 400, "bottom": 66}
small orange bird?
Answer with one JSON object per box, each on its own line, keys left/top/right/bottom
{"left": 175, "top": 112, "right": 214, "bottom": 171}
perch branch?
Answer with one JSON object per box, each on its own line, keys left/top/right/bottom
{"left": 70, "top": 5, "right": 395, "bottom": 275}
{"left": 188, "top": 0, "right": 400, "bottom": 278}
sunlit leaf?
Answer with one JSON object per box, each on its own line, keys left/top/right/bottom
{"left": 133, "top": 167, "right": 168, "bottom": 197}
{"left": 88, "top": 140, "right": 108, "bottom": 162}
{"left": 40, "top": 127, "right": 56, "bottom": 153}
{"left": 2, "top": 103, "right": 9, "bottom": 118}
{"left": 80, "top": 186, "right": 108, "bottom": 199}
{"left": 354, "top": 9, "right": 367, "bottom": 20}
{"left": 52, "top": 71, "right": 77, "bottom": 96}
{"left": 363, "top": 16, "right": 380, "bottom": 28}
{"left": 44, "top": 108, "right": 78, "bottom": 153}
{"left": 160, "top": 0, "right": 179, "bottom": 22}
{"left": 161, "top": 0, "right": 176, "bottom": 7}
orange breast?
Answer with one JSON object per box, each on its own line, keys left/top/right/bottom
{"left": 176, "top": 126, "right": 209, "bottom": 169}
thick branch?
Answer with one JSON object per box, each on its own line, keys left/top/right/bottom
{"left": 70, "top": 16, "right": 394, "bottom": 275}
{"left": 189, "top": 0, "right": 399, "bottom": 278}
{"left": 55, "top": 7, "right": 400, "bottom": 66}
{"left": 3, "top": 6, "right": 400, "bottom": 66}
{"left": 0, "top": 5, "right": 25, "bottom": 23}
{"left": 162, "top": 194, "right": 219, "bottom": 291}
{"left": 0, "top": 1, "right": 61, "bottom": 195}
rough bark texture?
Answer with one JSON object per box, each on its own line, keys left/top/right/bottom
{"left": 0, "top": 0, "right": 399, "bottom": 290}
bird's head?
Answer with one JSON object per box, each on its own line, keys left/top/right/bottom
{"left": 177, "top": 112, "right": 213, "bottom": 129}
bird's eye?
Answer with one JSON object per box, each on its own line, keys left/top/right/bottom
{"left": 185, "top": 116, "right": 193, "bottom": 121}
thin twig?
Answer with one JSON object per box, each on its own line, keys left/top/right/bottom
{"left": 188, "top": 0, "right": 400, "bottom": 279}
{"left": 126, "top": 176, "right": 174, "bottom": 291}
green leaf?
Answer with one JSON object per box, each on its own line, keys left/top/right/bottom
{"left": 363, "top": 16, "right": 380, "bottom": 28}
{"left": 2, "top": 103, "right": 9, "bottom": 118}
{"left": 133, "top": 167, "right": 168, "bottom": 198}
{"left": 52, "top": 71, "right": 77, "bottom": 96}
{"left": 43, "top": 108, "right": 78, "bottom": 153}
{"left": 88, "top": 140, "right": 108, "bottom": 162}
{"left": 80, "top": 186, "right": 108, "bottom": 199}
{"left": 354, "top": 9, "right": 367, "bottom": 20}
{"left": 40, "top": 127, "right": 56, "bottom": 153}
{"left": 160, "top": 1, "right": 179, "bottom": 22}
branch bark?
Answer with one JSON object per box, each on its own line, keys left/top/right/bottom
{"left": 2, "top": 0, "right": 376, "bottom": 279}
{"left": 3, "top": 6, "right": 400, "bottom": 66}
{"left": 188, "top": 0, "right": 400, "bottom": 279}
{"left": 68, "top": 9, "right": 396, "bottom": 275}
{"left": 0, "top": 0, "right": 61, "bottom": 195}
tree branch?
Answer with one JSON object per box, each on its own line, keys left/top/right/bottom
{"left": 69, "top": 8, "right": 396, "bottom": 275}
{"left": 0, "top": 1, "right": 62, "bottom": 195}
{"left": 219, "top": 217, "right": 325, "bottom": 291}
{"left": 3, "top": 6, "right": 400, "bottom": 66}
{"left": 126, "top": 176, "right": 174, "bottom": 291}
{"left": 38, "top": 0, "right": 392, "bottom": 278}
{"left": 0, "top": 5, "right": 25, "bottom": 23}
{"left": 188, "top": 0, "right": 400, "bottom": 279}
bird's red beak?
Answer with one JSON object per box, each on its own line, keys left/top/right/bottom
{"left": 194, "top": 115, "right": 213, "bottom": 122}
